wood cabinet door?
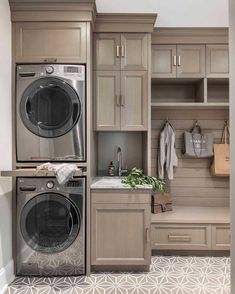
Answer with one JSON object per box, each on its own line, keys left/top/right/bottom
{"left": 206, "top": 45, "right": 229, "bottom": 78}
{"left": 121, "top": 71, "right": 148, "bottom": 131}
{"left": 94, "top": 33, "right": 121, "bottom": 70}
{"left": 152, "top": 45, "right": 177, "bottom": 78}
{"left": 91, "top": 203, "right": 151, "bottom": 266}
{"left": 15, "top": 22, "right": 87, "bottom": 63}
{"left": 94, "top": 71, "right": 121, "bottom": 131}
{"left": 211, "top": 225, "right": 230, "bottom": 250}
{"left": 121, "top": 34, "right": 148, "bottom": 71}
{"left": 177, "top": 45, "right": 205, "bottom": 78}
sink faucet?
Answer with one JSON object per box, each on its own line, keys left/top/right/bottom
{"left": 117, "top": 147, "right": 122, "bottom": 177}
{"left": 117, "top": 147, "right": 127, "bottom": 177}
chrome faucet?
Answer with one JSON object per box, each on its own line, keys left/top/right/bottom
{"left": 117, "top": 147, "right": 128, "bottom": 177}
{"left": 117, "top": 147, "right": 123, "bottom": 177}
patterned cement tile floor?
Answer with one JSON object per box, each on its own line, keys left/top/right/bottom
{"left": 5, "top": 256, "right": 230, "bottom": 294}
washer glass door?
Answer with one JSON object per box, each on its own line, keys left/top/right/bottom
{"left": 20, "top": 77, "right": 81, "bottom": 138}
{"left": 20, "top": 193, "right": 81, "bottom": 253}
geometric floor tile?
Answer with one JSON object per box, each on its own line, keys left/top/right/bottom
{"left": 5, "top": 256, "right": 230, "bottom": 294}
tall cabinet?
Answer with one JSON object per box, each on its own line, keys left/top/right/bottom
{"left": 94, "top": 33, "right": 149, "bottom": 131}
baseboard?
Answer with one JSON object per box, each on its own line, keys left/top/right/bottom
{"left": 0, "top": 260, "right": 15, "bottom": 294}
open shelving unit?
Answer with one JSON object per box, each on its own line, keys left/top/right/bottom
{"left": 151, "top": 77, "right": 229, "bottom": 109}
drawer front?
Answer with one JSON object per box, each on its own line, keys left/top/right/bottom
{"left": 212, "top": 225, "right": 230, "bottom": 250}
{"left": 91, "top": 190, "right": 151, "bottom": 204}
{"left": 151, "top": 224, "right": 211, "bottom": 250}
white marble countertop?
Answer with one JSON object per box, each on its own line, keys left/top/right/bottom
{"left": 91, "top": 177, "right": 153, "bottom": 190}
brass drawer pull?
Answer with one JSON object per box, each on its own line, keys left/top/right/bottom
{"left": 168, "top": 234, "right": 192, "bottom": 243}
{"left": 177, "top": 55, "right": 181, "bottom": 66}
{"left": 173, "top": 55, "right": 177, "bottom": 66}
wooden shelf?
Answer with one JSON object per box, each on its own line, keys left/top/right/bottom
{"left": 0, "top": 168, "right": 84, "bottom": 177}
{"left": 151, "top": 206, "right": 230, "bottom": 224}
{"left": 151, "top": 102, "right": 229, "bottom": 109}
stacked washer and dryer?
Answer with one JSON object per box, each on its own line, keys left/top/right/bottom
{"left": 15, "top": 64, "right": 86, "bottom": 276}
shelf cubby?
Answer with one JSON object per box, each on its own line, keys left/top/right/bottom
{"left": 207, "top": 78, "right": 229, "bottom": 103}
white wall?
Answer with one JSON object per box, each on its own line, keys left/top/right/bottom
{"left": 0, "top": 0, "right": 13, "bottom": 292}
{"left": 96, "top": 0, "right": 229, "bottom": 27}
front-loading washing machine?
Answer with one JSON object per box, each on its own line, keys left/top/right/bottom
{"left": 16, "top": 177, "right": 86, "bottom": 276}
{"left": 16, "top": 64, "right": 86, "bottom": 162}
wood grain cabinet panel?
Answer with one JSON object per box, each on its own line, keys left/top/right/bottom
{"left": 206, "top": 45, "right": 229, "bottom": 78}
{"left": 152, "top": 44, "right": 205, "bottom": 78}
{"left": 121, "top": 71, "right": 148, "bottom": 130}
{"left": 151, "top": 224, "right": 211, "bottom": 250}
{"left": 211, "top": 225, "right": 230, "bottom": 250}
{"left": 121, "top": 33, "right": 148, "bottom": 70}
{"left": 15, "top": 22, "right": 87, "bottom": 63}
{"left": 152, "top": 45, "right": 177, "bottom": 78}
{"left": 94, "top": 33, "right": 121, "bottom": 70}
{"left": 91, "top": 191, "right": 151, "bottom": 266}
{"left": 94, "top": 71, "right": 121, "bottom": 131}
{"left": 177, "top": 45, "right": 205, "bottom": 78}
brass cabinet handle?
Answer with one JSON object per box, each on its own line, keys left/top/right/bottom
{"left": 168, "top": 234, "right": 192, "bottom": 243}
{"left": 116, "top": 45, "right": 120, "bottom": 57}
{"left": 173, "top": 55, "right": 177, "bottom": 66}
{"left": 43, "top": 58, "right": 57, "bottom": 63}
{"left": 146, "top": 228, "right": 150, "bottom": 243}
{"left": 116, "top": 95, "right": 120, "bottom": 106}
{"left": 121, "top": 95, "right": 125, "bottom": 106}
{"left": 178, "top": 55, "right": 181, "bottom": 66}
{"left": 121, "top": 45, "right": 125, "bottom": 57}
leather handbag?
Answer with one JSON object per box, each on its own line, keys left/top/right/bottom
{"left": 152, "top": 193, "right": 172, "bottom": 214}
{"left": 211, "top": 122, "right": 230, "bottom": 177}
{"left": 183, "top": 122, "right": 214, "bottom": 158}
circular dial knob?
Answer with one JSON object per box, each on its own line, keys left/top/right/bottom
{"left": 46, "top": 66, "right": 54, "bottom": 74}
{"left": 46, "top": 181, "right": 55, "bottom": 189}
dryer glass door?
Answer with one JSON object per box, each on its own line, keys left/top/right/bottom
{"left": 20, "top": 77, "right": 81, "bottom": 138}
{"left": 20, "top": 193, "right": 81, "bottom": 253}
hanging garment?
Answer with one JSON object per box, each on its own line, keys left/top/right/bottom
{"left": 158, "top": 122, "right": 178, "bottom": 180}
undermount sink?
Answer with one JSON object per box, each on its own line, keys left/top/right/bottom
{"left": 91, "top": 177, "right": 152, "bottom": 190}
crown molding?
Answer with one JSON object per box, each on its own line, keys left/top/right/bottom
{"left": 152, "top": 28, "right": 229, "bottom": 44}
{"left": 9, "top": 2, "right": 97, "bottom": 24}
{"left": 94, "top": 13, "right": 157, "bottom": 33}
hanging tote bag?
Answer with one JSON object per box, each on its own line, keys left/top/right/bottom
{"left": 183, "top": 122, "right": 214, "bottom": 158}
{"left": 211, "top": 123, "right": 230, "bottom": 177}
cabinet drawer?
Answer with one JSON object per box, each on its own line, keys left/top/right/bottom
{"left": 211, "top": 225, "right": 230, "bottom": 250}
{"left": 151, "top": 224, "right": 211, "bottom": 250}
{"left": 92, "top": 190, "right": 151, "bottom": 204}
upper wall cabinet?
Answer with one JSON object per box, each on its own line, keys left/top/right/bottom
{"left": 206, "top": 45, "right": 229, "bottom": 78}
{"left": 152, "top": 44, "right": 205, "bottom": 78}
{"left": 152, "top": 45, "right": 177, "bottom": 78}
{"left": 14, "top": 22, "right": 87, "bottom": 63}
{"left": 94, "top": 33, "right": 148, "bottom": 71}
{"left": 94, "top": 34, "right": 121, "bottom": 71}
{"left": 95, "top": 71, "right": 148, "bottom": 131}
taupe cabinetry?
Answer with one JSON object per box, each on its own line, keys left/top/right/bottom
{"left": 206, "top": 45, "right": 229, "bottom": 78}
{"left": 95, "top": 70, "right": 148, "bottom": 131}
{"left": 152, "top": 44, "right": 205, "bottom": 78}
{"left": 91, "top": 190, "right": 151, "bottom": 266}
{"left": 14, "top": 22, "right": 87, "bottom": 63}
{"left": 94, "top": 33, "right": 148, "bottom": 71}
{"left": 151, "top": 207, "right": 230, "bottom": 251}
{"left": 211, "top": 225, "right": 230, "bottom": 250}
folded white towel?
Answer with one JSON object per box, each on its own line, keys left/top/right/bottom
{"left": 36, "top": 163, "right": 79, "bottom": 185}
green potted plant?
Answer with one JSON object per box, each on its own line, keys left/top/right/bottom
{"left": 122, "top": 167, "right": 172, "bottom": 214}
